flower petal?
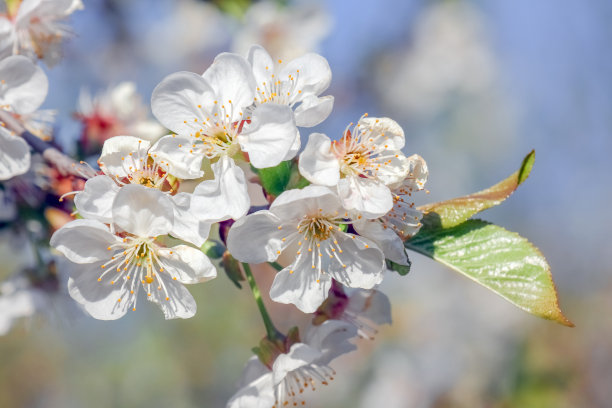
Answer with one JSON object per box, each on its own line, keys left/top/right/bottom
{"left": 246, "top": 44, "right": 275, "bottom": 86}
{"left": 238, "top": 103, "right": 297, "bottom": 168}
{"left": 227, "top": 371, "right": 275, "bottom": 408}
{"left": 304, "top": 320, "right": 357, "bottom": 364}
{"left": 279, "top": 53, "right": 331, "bottom": 97}
{"left": 99, "top": 135, "right": 150, "bottom": 178}
{"left": 337, "top": 177, "right": 393, "bottom": 219}
{"left": 146, "top": 274, "right": 197, "bottom": 319}
{"left": 270, "top": 184, "right": 342, "bottom": 222}
{"left": 0, "top": 128, "right": 30, "bottom": 181}
{"left": 359, "top": 116, "right": 405, "bottom": 150}
{"left": 346, "top": 289, "right": 392, "bottom": 326}
{"left": 111, "top": 185, "right": 174, "bottom": 237}
{"left": 272, "top": 343, "right": 321, "bottom": 385}
{"left": 151, "top": 71, "right": 215, "bottom": 136}
{"left": 169, "top": 193, "right": 211, "bottom": 247}
{"left": 50, "top": 219, "right": 119, "bottom": 264}
{"left": 0, "top": 55, "right": 48, "bottom": 114}
{"left": 298, "top": 132, "right": 339, "bottom": 187}
{"left": 327, "top": 233, "right": 385, "bottom": 290}
{"left": 157, "top": 245, "right": 217, "bottom": 284}
{"left": 354, "top": 219, "right": 409, "bottom": 265}
{"left": 270, "top": 256, "right": 332, "bottom": 313}
{"left": 74, "top": 175, "right": 119, "bottom": 224}
{"left": 294, "top": 94, "right": 334, "bottom": 127}
{"left": 191, "top": 156, "right": 250, "bottom": 221}
{"left": 226, "top": 211, "right": 284, "bottom": 263}
{"left": 202, "top": 53, "right": 256, "bottom": 115}
{"left": 149, "top": 135, "right": 205, "bottom": 179}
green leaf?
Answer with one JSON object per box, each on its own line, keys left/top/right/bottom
{"left": 387, "top": 259, "right": 411, "bottom": 276}
{"left": 253, "top": 161, "right": 292, "bottom": 197}
{"left": 405, "top": 219, "right": 573, "bottom": 327}
{"left": 419, "top": 150, "right": 535, "bottom": 229}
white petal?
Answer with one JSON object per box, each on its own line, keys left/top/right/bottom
{"left": 279, "top": 53, "right": 331, "bottom": 96}
{"left": 0, "top": 128, "right": 30, "bottom": 181}
{"left": 146, "top": 274, "right": 197, "bottom": 319}
{"left": 294, "top": 95, "right": 334, "bottom": 127}
{"left": 0, "top": 55, "right": 48, "bottom": 114}
{"left": 270, "top": 184, "right": 341, "bottom": 221}
{"left": 298, "top": 132, "right": 339, "bottom": 186}
{"left": 149, "top": 135, "right": 205, "bottom": 179}
{"left": 157, "top": 245, "right": 217, "bottom": 284}
{"left": 74, "top": 175, "right": 119, "bottom": 224}
{"left": 327, "top": 233, "right": 385, "bottom": 290}
{"left": 304, "top": 320, "right": 357, "bottom": 364}
{"left": 237, "top": 356, "right": 270, "bottom": 389}
{"left": 202, "top": 53, "right": 256, "bottom": 115}
{"left": 67, "top": 265, "right": 135, "bottom": 321}
{"left": 337, "top": 177, "right": 393, "bottom": 219}
{"left": 151, "top": 71, "right": 215, "bottom": 135}
{"left": 247, "top": 44, "right": 274, "bottom": 86}
{"left": 269, "top": 257, "right": 332, "bottom": 313}
{"left": 354, "top": 219, "right": 408, "bottom": 265}
{"left": 191, "top": 156, "right": 249, "bottom": 221}
{"left": 99, "top": 135, "right": 150, "bottom": 178}
{"left": 169, "top": 193, "right": 211, "bottom": 247}
{"left": 358, "top": 116, "right": 405, "bottom": 150}
{"left": 227, "top": 371, "right": 275, "bottom": 408}
{"left": 50, "top": 219, "right": 119, "bottom": 264}
{"left": 281, "top": 127, "right": 301, "bottom": 161}
{"left": 272, "top": 343, "right": 321, "bottom": 385}
{"left": 346, "top": 289, "right": 392, "bottom": 326}
{"left": 111, "top": 185, "right": 174, "bottom": 237}
{"left": 238, "top": 103, "right": 297, "bottom": 168}
{"left": 226, "top": 211, "right": 284, "bottom": 263}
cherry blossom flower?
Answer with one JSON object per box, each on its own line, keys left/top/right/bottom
{"left": 51, "top": 185, "right": 216, "bottom": 320}
{"left": 0, "top": 55, "right": 49, "bottom": 180}
{"left": 299, "top": 115, "right": 411, "bottom": 219}
{"left": 227, "top": 185, "right": 385, "bottom": 313}
{"left": 313, "top": 281, "right": 392, "bottom": 339}
{"left": 0, "top": 0, "right": 83, "bottom": 65}
{"left": 75, "top": 82, "right": 165, "bottom": 156}
{"left": 74, "top": 135, "right": 213, "bottom": 247}
{"left": 227, "top": 320, "right": 357, "bottom": 408}
{"left": 151, "top": 51, "right": 298, "bottom": 218}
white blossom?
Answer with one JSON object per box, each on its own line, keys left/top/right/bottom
{"left": 0, "top": 0, "right": 83, "bottom": 65}
{"left": 299, "top": 115, "right": 410, "bottom": 219}
{"left": 51, "top": 185, "right": 216, "bottom": 320}
{"left": 227, "top": 185, "right": 385, "bottom": 313}
{"left": 227, "top": 320, "right": 357, "bottom": 408}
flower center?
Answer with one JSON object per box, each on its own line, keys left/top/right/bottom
{"left": 297, "top": 216, "right": 335, "bottom": 241}
{"left": 189, "top": 100, "right": 247, "bottom": 159}
{"left": 272, "top": 365, "right": 336, "bottom": 408}
{"left": 254, "top": 61, "right": 303, "bottom": 107}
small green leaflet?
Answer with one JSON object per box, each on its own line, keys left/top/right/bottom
{"left": 405, "top": 219, "right": 573, "bottom": 326}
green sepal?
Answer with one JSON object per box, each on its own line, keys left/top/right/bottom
{"left": 222, "top": 250, "right": 244, "bottom": 289}
{"left": 387, "top": 259, "right": 411, "bottom": 276}
{"left": 201, "top": 240, "right": 225, "bottom": 259}
{"left": 253, "top": 159, "right": 309, "bottom": 198}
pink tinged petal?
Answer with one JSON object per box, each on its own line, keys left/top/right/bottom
{"left": 99, "top": 135, "right": 150, "bottom": 178}
{"left": 0, "top": 128, "right": 30, "bottom": 181}
{"left": 111, "top": 185, "right": 174, "bottom": 237}
{"left": 298, "top": 132, "right": 339, "bottom": 186}
{"left": 328, "top": 233, "right": 384, "bottom": 290}
{"left": 347, "top": 289, "right": 392, "bottom": 326}
{"left": 269, "top": 257, "right": 333, "bottom": 313}
{"left": 238, "top": 103, "right": 297, "bottom": 168}
{"left": 50, "top": 219, "right": 119, "bottom": 264}
{"left": 151, "top": 71, "right": 215, "bottom": 135}
{"left": 67, "top": 265, "right": 136, "bottom": 321}
{"left": 226, "top": 211, "right": 285, "bottom": 263}
{"left": 149, "top": 135, "right": 204, "bottom": 179}
{"left": 202, "top": 53, "right": 256, "bottom": 115}
{"left": 146, "top": 274, "right": 197, "bottom": 319}
{"left": 294, "top": 95, "right": 334, "bottom": 127}
{"left": 337, "top": 177, "right": 393, "bottom": 219}
{"left": 0, "top": 55, "right": 48, "bottom": 114}
{"left": 279, "top": 53, "right": 332, "bottom": 97}
{"left": 227, "top": 371, "right": 275, "bottom": 408}
{"left": 156, "top": 245, "right": 216, "bottom": 284}
{"left": 354, "top": 219, "right": 409, "bottom": 265}
{"left": 270, "top": 185, "right": 342, "bottom": 221}
{"left": 358, "top": 116, "right": 406, "bottom": 150}
{"left": 247, "top": 44, "right": 275, "bottom": 86}
{"left": 74, "top": 175, "right": 119, "bottom": 224}
{"left": 169, "top": 193, "right": 211, "bottom": 247}
{"left": 272, "top": 343, "right": 321, "bottom": 385}
{"left": 190, "top": 156, "right": 250, "bottom": 221}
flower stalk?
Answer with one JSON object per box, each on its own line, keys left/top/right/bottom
{"left": 242, "top": 262, "right": 280, "bottom": 340}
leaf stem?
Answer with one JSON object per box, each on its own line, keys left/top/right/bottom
{"left": 242, "top": 262, "right": 279, "bottom": 340}
{"left": 268, "top": 261, "right": 283, "bottom": 271}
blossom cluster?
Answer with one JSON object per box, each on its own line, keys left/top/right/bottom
{"left": 0, "top": 2, "right": 430, "bottom": 405}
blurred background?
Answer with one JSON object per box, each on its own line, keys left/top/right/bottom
{"left": 1, "top": 0, "right": 611, "bottom": 406}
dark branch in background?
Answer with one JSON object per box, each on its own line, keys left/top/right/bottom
{"left": 0, "top": 110, "right": 97, "bottom": 179}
